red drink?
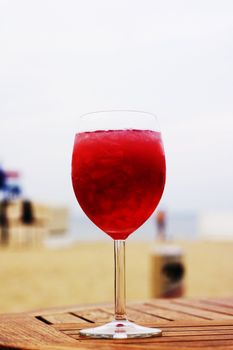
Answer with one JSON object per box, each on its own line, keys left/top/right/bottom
{"left": 72, "top": 129, "right": 166, "bottom": 240}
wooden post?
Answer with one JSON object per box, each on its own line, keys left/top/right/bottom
{"left": 150, "top": 244, "right": 186, "bottom": 298}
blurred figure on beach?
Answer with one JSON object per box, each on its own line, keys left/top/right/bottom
{"left": 0, "top": 167, "right": 7, "bottom": 198}
{"left": 20, "top": 199, "right": 38, "bottom": 245}
{"left": 21, "top": 200, "right": 35, "bottom": 226}
{"left": 0, "top": 167, "right": 9, "bottom": 245}
{"left": 156, "top": 210, "right": 167, "bottom": 241}
{"left": 0, "top": 199, "right": 9, "bottom": 245}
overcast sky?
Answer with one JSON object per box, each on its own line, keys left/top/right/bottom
{"left": 0, "top": 0, "right": 233, "bottom": 213}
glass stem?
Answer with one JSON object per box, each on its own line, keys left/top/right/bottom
{"left": 114, "top": 240, "right": 127, "bottom": 321}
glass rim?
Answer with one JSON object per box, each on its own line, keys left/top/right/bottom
{"left": 79, "top": 109, "right": 158, "bottom": 119}
{"left": 76, "top": 109, "right": 161, "bottom": 133}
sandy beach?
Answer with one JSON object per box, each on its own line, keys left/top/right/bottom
{"left": 0, "top": 240, "right": 232, "bottom": 314}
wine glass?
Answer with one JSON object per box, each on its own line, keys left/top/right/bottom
{"left": 71, "top": 110, "right": 166, "bottom": 338}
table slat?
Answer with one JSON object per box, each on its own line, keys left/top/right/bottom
{"left": 0, "top": 298, "right": 233, "bottom": 350}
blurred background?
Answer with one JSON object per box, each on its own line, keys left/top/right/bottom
{"left": 0, "top": 0, "right": 233, "bottom": 313}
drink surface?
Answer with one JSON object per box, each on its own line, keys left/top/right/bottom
{"left": 72, "top": 129, "right": 166, "bottom": 240}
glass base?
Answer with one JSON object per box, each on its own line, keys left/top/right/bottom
{"left": 79, "top": 319, "right": 162, "bottom": 339}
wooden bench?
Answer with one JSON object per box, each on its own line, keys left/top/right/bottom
{"left": 0, "top": 298, "right": 233, "bottom": 349}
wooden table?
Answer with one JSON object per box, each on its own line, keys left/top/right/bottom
{"left": 0, "top": 298, "right": 233, "bottom": 349}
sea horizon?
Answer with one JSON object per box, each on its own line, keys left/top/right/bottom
{"left": 45, "top": 211, "right": 199, "bottom": 248}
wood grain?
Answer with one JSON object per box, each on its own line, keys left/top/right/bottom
{"left": 0, "top": 298, "right": 233, "bottom": 349}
